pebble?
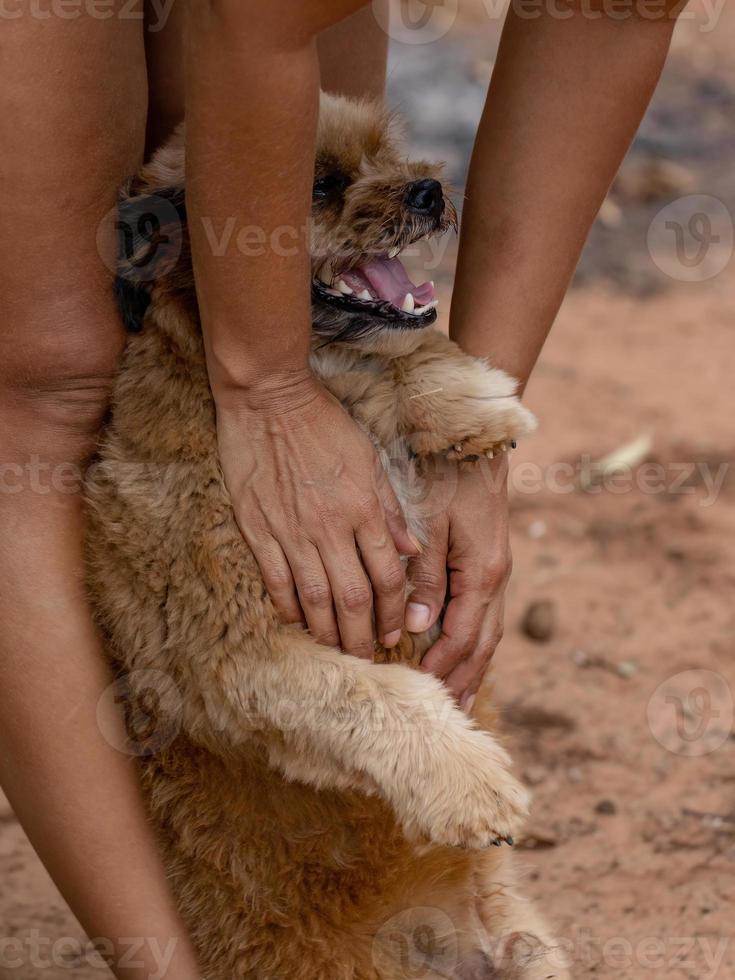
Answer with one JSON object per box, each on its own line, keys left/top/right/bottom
{"left": 595, "top": 799, "right": 618, "bottom": 816}
{"left": 521, "top": 599, "right": 558, "bottom": 643}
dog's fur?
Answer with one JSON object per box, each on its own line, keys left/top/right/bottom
{"left": 85, "top": 95, "right": 568, "bottom": 979}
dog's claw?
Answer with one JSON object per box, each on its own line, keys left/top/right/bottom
{"left": 489, "top": 835, "right": 514, "bottom": 848}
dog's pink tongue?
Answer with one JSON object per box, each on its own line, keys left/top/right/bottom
{"left": 359, "top": 256, "right": 434, "bottom": 307}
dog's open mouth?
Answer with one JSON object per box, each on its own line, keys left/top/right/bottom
{"left": 313, "top": 252, "right": 439, "bottom": 327}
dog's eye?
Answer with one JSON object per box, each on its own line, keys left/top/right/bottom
{"left": 313, "top": 173, "right": 349, "bottom": 201}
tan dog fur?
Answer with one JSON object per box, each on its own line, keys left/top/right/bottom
{"left": 85, "top": 95, "right": 568, "bottom": 980}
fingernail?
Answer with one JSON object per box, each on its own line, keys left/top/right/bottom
{"left": 461, "top": 692, "right": 476, "bottom": 714}
{"left": 405, "top": 602, "right": 432, "bottom": 632}
{"left": 383, "top": 629, "right": 402, "bottom": 648}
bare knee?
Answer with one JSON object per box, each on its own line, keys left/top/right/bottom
{"left": 0, "top": 12, "right": 148, "bottom": 451}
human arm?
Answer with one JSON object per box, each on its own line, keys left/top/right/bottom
{"left": 184, "top": 0, "right": 417, "bottom": 658}
{"left": 410, "top": 3, "right": 682, "bottom": 704}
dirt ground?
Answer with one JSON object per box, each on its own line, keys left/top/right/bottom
{"left": 1, "top": 4, "right": 734, "bottom": 979}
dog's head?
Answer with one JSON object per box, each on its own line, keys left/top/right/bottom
{"left": 310, "top": 95, "right": 457, "bottom": 345}
{"left": 116, "top": 95, "right": 456, "bottom": 347}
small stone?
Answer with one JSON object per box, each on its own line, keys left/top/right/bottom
{"left": 595, "top": 799, "right": 618, "bottom": 816}
{"left": 617, "top": 659, "right": 640, "bottom": 679}
{"left": 521, "top": 599, "right": 558, "bottom": 643}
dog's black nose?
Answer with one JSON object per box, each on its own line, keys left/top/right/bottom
{"left": 405, "top": 178, "right": 444, "bottom": 218}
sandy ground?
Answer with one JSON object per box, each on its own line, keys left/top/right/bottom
{"left": 2, "top": 4, "right": 734, "bottom": 979}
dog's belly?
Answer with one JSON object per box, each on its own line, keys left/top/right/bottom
{"left": 140, "top": 735, "right": 499, "bottom": 980}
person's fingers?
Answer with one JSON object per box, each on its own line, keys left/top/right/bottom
{"left": 356, "top": 524, "right": 406, "bottom": 647}
{"left": 373, "top": 465, "right": 421, "bottom": 558}
{"left": 419, "top": 588, "right": 488, "bottom": 684}
{"left": 248, "top": 533, "right": 305, "bottom": 626}
{"left": 447, "top": 597, "right": 506, "bottom": 708}
{"left": 319, "top": 530, "right": 376, "bottom": 660}
{"left": 405, "top": 516, "right": 449, "bottom": 635}
{"left": 282, "top": 541, "right": 341, "bottom": 649}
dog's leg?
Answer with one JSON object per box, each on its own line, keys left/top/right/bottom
{"left": 129, "top": 624, "right": 529, "bottom": 850}
{"left": 392, "top": 330, "right": 537, "bottom": 460}
{"left": 472, "top": 852, "right": 571, "bottom": 980}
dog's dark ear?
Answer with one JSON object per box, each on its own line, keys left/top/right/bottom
{"left": 115, "top": 183, "right": 187, "bottom": 333}
{"left": 114, "top": 275, "right": 152, "bottom": 335}
{"left": 117, "top": 182, "right": 186, "bottom": 284}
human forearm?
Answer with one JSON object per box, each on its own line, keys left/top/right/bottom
{"left": 450, "top": 6, "right": 679, "bottom": 389}
{"left": 183, "top": 2, "right": 416, "bottom": 652}
{"left": 184, "top": 0, "right": 369, "bottom": 399}
{"left": 317, "top": 1, "right": 389, "bottom": 100}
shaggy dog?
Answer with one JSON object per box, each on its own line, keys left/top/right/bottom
{"left": 85, "top": 95, "right": 568, "bottom": 980}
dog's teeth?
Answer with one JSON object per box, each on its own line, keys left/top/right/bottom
{"left": 487, "top": 449, "right": 495, "bottom": 459}
{"left": 414, "top": 300, "right": 439, "bottom": 316}
{"left": 388, "top": 246, "right": 401, "bottom": 259}
{"left": 358, "top": 289, "right": 372, "bottom": 301}
{"left": 336, "top": 280, "right": 353, "bottom": 295}
{"left": 401, "top": 293, "right": 415, "bottom": 313}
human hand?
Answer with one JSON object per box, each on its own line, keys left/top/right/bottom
{"left": 406, "top": 454, "right": 512, "bottom": 709}
{"left": 215, "top": 372, "right": 419, "bottom": 659}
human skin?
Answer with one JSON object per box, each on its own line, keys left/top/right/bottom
{"left": 417, "top": 4, "right": 682, "bottom": 703}
{"left": 0, "top": 11, "right": 204, "bottom": 980}
{"left": 186, "top": 0, "right": 681, "bottom": 704}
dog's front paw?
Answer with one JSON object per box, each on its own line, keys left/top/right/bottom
{"left": 395, "top": 729, "right": 530, "bottom": 850}
{"left": 426, "top": 758, "right": 529, "bottom": 850}
{"left": 409, "top": 395, "right": 537, "bottom": 462}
